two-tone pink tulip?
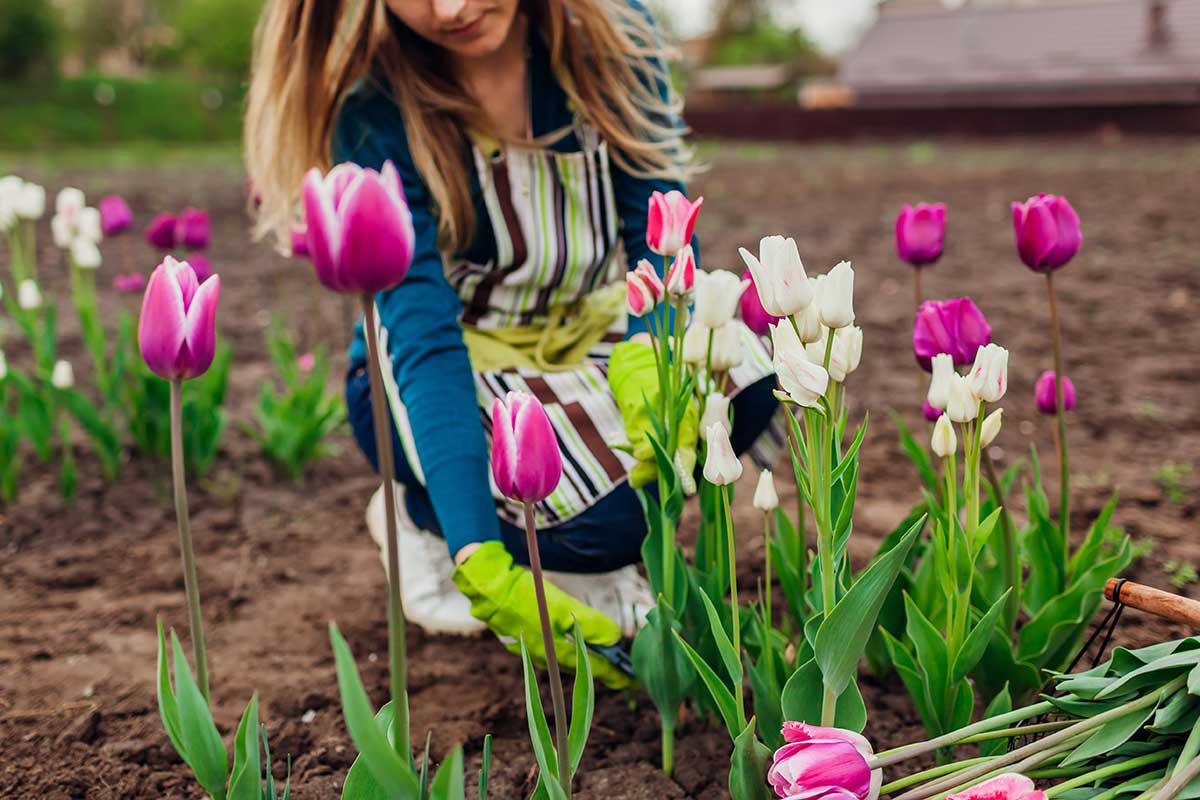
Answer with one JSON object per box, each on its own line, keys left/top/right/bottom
{"left": 137, "top": 256, "right": 220, "bottom": 381}
{"left": 646, "top": 190, "right": 702, "bottom": 256}
{"left": 1012, "top": 194, "right": 1081, "bottom": 272}
{"left": 948, "top": 773, "right": 1046, "bottom": 800}
{"left": 491, "top": 391, "right": 563, "bottom": 504}
{"left": 665, "top": 243, "right": 696, "bottom": 306}
{"left": 768, "top": 722, "right": 881, "bottom": 800}
{"left": 1035, "top": 371, "right": 1076, "bottom": 415}
{"left": 627, "top": 259, "right": 664, "bottom": 317}
{"left": 913, "top": 297, "right": 991, "bottom": 371}
{"left": 895, "top": 202, "right": 946, "bottom": 267}
{"left": 303, "top": 162, "right": 415, "bottom": 295}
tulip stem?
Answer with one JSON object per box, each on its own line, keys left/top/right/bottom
{"left": 524, "top": 502, "right": 573, "bottom": 795}
{"left": 169, "top": 379, "right": 209, "bottom": 702}
{"left": 913, "top": 268, "right": 923, "bottom": 311}
{"left": 762, "top": 512, "right": 773, "bottom": 638}
{"left": 984, "top": 451, "right": 1021, "bottom": 634}
{"left": 720, "top": 485, "right": 747, "bottom": 731}
{"left": 360, "top": 296, "right": 410, "bottom": 762}
{"left": 1045, "top": 273, "right": 1071, "bottom": 564}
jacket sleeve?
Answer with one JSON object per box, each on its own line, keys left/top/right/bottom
{"left": 333, "top": 88, "right": 501, "bottom": 557}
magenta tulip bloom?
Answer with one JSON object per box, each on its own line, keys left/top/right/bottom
{"left": 913, "top": 297, "right": 991, "bottom": 371}
{"left": 113, "top": 273, "right": 146, "bottom": 294}
{"left": 303, "top": 161, "right": 415, "bottom": 295}
{"left": 948, "top": 773, "right": 1046, "bottom": 800}
{"left": 769, "top": 722, "right": 881, "bottom": 800}
{"left": 1012, "top": 193, "right": 1081, "bottom": 272}
{"left": 99, "top": 195, "right": 133, "bottom": 237}
{"left": 741, "top": 273, "right": 782, "bottom": 335}
{"left": 923, "top": 400, "right": 943, "bottom": 422}
{"left": 189, "top": 254, "right": 213, "bottom": 283}
{"left": 138, "top": 256, "right": 221, "bottom": 381}
{"left": 895, "top": 202, "right": 946, "bottom": 267}
{"left": 146, "top": 212, "right": 178, "bottom": 249}
{"left": 491, "top": 391, "right": 563, "bottom": 504}
{"left": 297, "top": 352, "right": 316, "bottom": 372}
{"left": 291, "top": 223, "right": 310, "bottom": 259}
{"left": 176, "top": 208, "right": 210, "bottom": 251}
{"left": 646, "top": 190, "right": 703, "bottom": 257}
{"left": 1035, "top": 370, "right": 1076, "bottom": 415}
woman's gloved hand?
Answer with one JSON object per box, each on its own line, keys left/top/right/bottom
{"left": 608, "top": 340, "right": 699, "bottom": 488}
{"left": 451, "top": 541, "right": 634, "bottom": 690}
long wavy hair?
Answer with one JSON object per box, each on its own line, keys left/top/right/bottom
{"left": 244, "top": 0, "right": 692, "bottom": 252}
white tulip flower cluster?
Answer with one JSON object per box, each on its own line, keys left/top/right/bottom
{"left": 51, "top": 188, "right": 104, "bottom": 270}
{"left": 0, "top": 175, "right": 46, "bottom": 230}
{"left": 683, "top": 269, "right": 750, "bottom": 374}
{"left": 927, "top": 344, "right": 1009, "bottom": 457}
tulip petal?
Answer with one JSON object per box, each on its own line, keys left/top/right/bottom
{"left": 490, "top": 397, "right": 518, "bottom": 500}
{"left": 138, "top": 261, "right": 188, "bottom": 380}
{"left": 326, "top": 162, "right": 363, "bottom": 208}
{"left": 338, "top": 171, "right": 415, "bottom": 294}
{"left": 303, "top": 168, "right": 345, "bottom": 292}
{"left": 511, "top": 393, "right": 562, "bottom": 503}
{"left": 647, "top": 192, "right": 666, "bottom": 254}
{"left": 182, "top": 275, "right": 220, "bottom": 380}
{"left": 946, "top": 773, "right": 1038, "bottom": 800}
{"left": 1016, "top": 203, "right": 1058, "bottom": 270}
{"left": 682, "top": 195, "right": 703, "bottom": 244}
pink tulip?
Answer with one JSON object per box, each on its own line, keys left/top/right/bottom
{"left": 1012, "top": 194, "right": 1081, "bottom": 272}
{"left": 113, "top": 273, "right": 147, "bottom": 294}
{"left": 491, "top": 391, "right": 563, "bottom": 504}
{"left": 627, "top": 259, "right": 663, "bottom": 318}
{"left": 895, "top": 202, "right": 946, "bottom": 267}
{"left": 303, "top": 162, "right": 415, "bottom": 295}
{"left": 297, "top": 352, "right": 316, "bottom": 372}
{"left": 138, "top": 256, "right": 221, "bottom": 381}
{"left": 176, "top": 208, "right": 210, "bottom": 251}
{"left": 741, "top": 273, "right": 782, "bottom": 335}
{"left": 646, "top": 190, "right": 703, "bottom": 256}
{"left": 665, "top": 244, "right": 697, "bottom": 305}
{"left": 923, "top": 400, "right": 943, "bottom": 422}
{"left": 146, "top": 212, "right": 178, "bottom": 249}
{"left": 1035, "top": 370, "right": 1076, "bottom": 415}
{"left": 291, "top": 223, "right": 310, "bottom": 259}
{"left": 99, "top": 195, "right": 133, "bottom": 237}
{"left": 948, "top": 773, "right": 1046, "bottom": 800}
{"left": 188, "top": 254, "right": 212, "bottom": 283}
{"left": 913, "top": 297, "right": 991, "bottom": 372}
{"left": 769, "top": 722, "right": 881, "bottom": 800}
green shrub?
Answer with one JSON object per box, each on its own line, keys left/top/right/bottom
{"left": 0, "top": 0, "right": 63, "bottom": 80}
{"left": 174, "top": 0, "right": 264, "bottom": 77}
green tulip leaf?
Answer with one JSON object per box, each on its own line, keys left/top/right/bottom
{"left": 169, "top": 630, "right": 229, "bottom": 800}
{"left": 729, "top": 718, "right": 774, "bottom": 800}
{"left": 428, "top": 745, "right": 465, "bottom": 800}
{"left": 227, "top": 695, "right": 262, "bottom": 800}
{"left": 953, "top": 589, "right": 1012, "bottom": 683}
{"left": 567, "top": 619, "right": 594, "bottom": 777}
{"left": 676, "top": 629, "right": 741, "bottom": 738}
{"left": 780, "top": 658, "right": 868, "bottom": 733}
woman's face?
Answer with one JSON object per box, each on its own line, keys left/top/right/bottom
{"left": 384, "top": 0, "right": 522, "bottom": 60}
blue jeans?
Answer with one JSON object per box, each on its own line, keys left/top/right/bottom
{"left": 346, "top": 364, "right": 779, "bottom": 572}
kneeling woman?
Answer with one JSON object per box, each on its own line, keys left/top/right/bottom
{"left": 244, "top": 0, "right": 781, "bottom": 688}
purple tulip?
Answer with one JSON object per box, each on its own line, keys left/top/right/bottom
{"left": 895, "top": 202, "right": 946, "bottom": 267}
{"left": 189, "top": 254, "right": 212, "bottom": 283}
{"left": 291, "top": 223, "right": 310, "bottom": 259}
{"left": 113, "top": 273, "right": 146, "bottom": 294}
{"left": 923, "top": 400, "right": 943, "bottom": 422}
{"left": 740, "top": 273, "right": 782, "bottom": 335}
{"left": 176, "top": 208, "right": 210, "bottom": 251}
{"left": 303, "top": 162, "right": 415, "bottom": 295}
{"left": 137, "top": 256, "right": 221, "bottom": 381}
{"left": 913, "top": 297, "right": 991, "bottom": 372}
{"left": 146, "top": 212, "right": 178, "bottom": 249}
{"left": 99, "top": 195, "right": 133, "bottom": 237}
{"left": 1035, "top": 370, "right": 1076, "bottom": 415}
{"left": 490, "top": 391, "right": 563, "bottom": 504}
{"left": 1012, "top": 193, "right": 1081, "bottom": 272}
{"left": 768, "top": 722, "right": 881, "bottom": 800}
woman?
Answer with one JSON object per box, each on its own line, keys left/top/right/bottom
{"left": 244, "top": 0, "right": 781, "bottom": 688}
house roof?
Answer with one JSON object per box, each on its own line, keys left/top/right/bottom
{"left": 840, "top": 0, "right": 1200, "bottom": 107}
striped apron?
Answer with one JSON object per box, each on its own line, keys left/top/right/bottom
{"left": 372, "top": 124, "right": 784, "bottom": 530}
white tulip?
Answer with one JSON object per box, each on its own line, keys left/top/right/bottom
{"left": 753, "top": 468, "right": 779, "bottom": 512}
{"left": 819, "top": 261, "right": 855, "bottom": 329}
{"left": 52, "top": 360, "right": 75, "bottom": 390}
{"left": 809, "top": 325, "right": 864, "bottom": 382}
{"left": 739, "top": 235, "right": 812, "bottom": 317}
{"left": 0, "top": 176, "right": 20, "bottom": 228}
{"left": 71, "top": 237, "right": 102, "bottom": 269}
{"left": 0, "top": 350, "right": 7, "bottom": 381}
{"left": 969, "top": 343, "right": 1009, "bottom": 403}
{"left": 931, "top": 414, "right": 957, "bottom": 458}
{"left": 15, "top": 182, "right": 45, "bottom": 220}
{"left": 842, "top": 325, "right": 864, "bottom": 374}
{"left": 701, "top": 392, "right": 732, "bottom": 436}
{"left": 795, "top": 274, "right": 825, "bottom": 343}
{"left": 78, "top": 207, "right": 103, "bottom": 243}
{"left": 769, "top": 317, "right": 804, "bottom": 360}
{"left": 945, "top": 373, "right": 979, "bottom": 423}
{"left": 927, "top": 353, "right": 955, "bottom": 409}
{"left": 773, "top": 325, "right": 829, "bottom": 408}
{"left": 17, "top": 279, "right": 41, "bottom": 310}
{"left": 51, "top": 215, "right": 73, "bottom": 248}
{"left": 682, "top": 322, "right": 711, "bottom": 365}
{"left": 703, "top": 422, "right": 742, "bottom": 485}
{"left": 694, "top": 269, "right": 749, "bottom": 329}
{"left": 979, "top": 408, "right": 1003, "bottom": 449}
{"left": 709, "top": 322, "right": 744, "bottom": 372}
{"left": 56, "top": 187, "right": 85, "bottom": 221}
{"left": 675, "top": 450, "right": 697, "bottom": 496}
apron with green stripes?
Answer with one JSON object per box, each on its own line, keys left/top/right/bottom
{"left": 373, "top": 123, "right": 783, "bottom": 530}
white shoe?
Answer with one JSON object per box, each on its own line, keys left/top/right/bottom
{"left": 366, "top": 484, "right": 654, "bottom": 639}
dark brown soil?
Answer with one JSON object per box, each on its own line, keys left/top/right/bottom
{"left": 2, "top": 137, "right": 1199, "bottom": 799}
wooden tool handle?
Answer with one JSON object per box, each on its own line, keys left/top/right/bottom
{"left": 1106, "top": 579, "right": 1200, "bottom": 627}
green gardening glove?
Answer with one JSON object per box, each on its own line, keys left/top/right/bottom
{"left": 608, "top": 340, "right": 699, "bottom": 489}
{"left": 452, "top": 541, "right": 634, "bottom": 690}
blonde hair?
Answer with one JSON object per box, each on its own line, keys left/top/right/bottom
{"left": 244, "top": 0, "right": 693, "bottom": 252}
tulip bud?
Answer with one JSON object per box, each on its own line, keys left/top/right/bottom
{"left": 17, "top": 279, "right": 41, "bottom": 310}
{"left": 913, "top": 297, "right": 991, "bottom": 371}
{"left": 927, "top": 353, "right": 955, "bottom": 409}
{"left": 646, "top": 190, "right": 702, "bottom": 256}
{"left": 753, "top": 469, "right": 779, "bottom": 512}
{"left": 682, "top": 322, "right": 710, "bottom": 365}
{"left": 15, "top": 182, "right": 45, "bottom": 220}
{"left": 138, "top": 256, "right": 221, "bottom": 381}
{"left": 56, "top": 187, "right": 85, "bottom": 221}
{"left": 666, "top": 244, "right": 696, "bottom": 306}
{"left": 51, "top": 214, "right": 73, "bottom": 249}
{"left": 709, "top": 322, "right": 744, "bottom": 372}
{"left": 795, "top": 289, "right": 824, "bottom": 343}
{"left": 931, "top": 414, "right": 956, "bottom": 458}
{"left": 819, "top": 261, "right": 855, "bottom": 329}
{"left": 51, "top": 360, "right": 75, "bottom": 390}
{"left": 968, "top": 343, "right": 1008, "bottom": 403}
{"left": 739, "top": 272, "right": 782, "bottom": 336}
{"left": 979, "top": 408, "right": 1003, "bottom": 449}
{"left": 71, "top": 238, "right": 102, "bottom": 269}
{"left": 176, "top": 207, "right": 211, "bottom": 251}
{"left": 99, "top": 195, "right": 133, "bottom": 237}
{"left": 947, "top": 773, "right": 1047, "bottom": 800}
{"left": 701, "top": 392, "right": 732, "bottom": 436}
{"left": 895, "top": 202, "right": 946, "bottom": 267}
{"left": 1035, "top": 370, "right": 1076, "bottom": 415}
{"left": 297, "top": 352, "right": 316, "bottom": 372}
{"left": 945, "top": 373, "right": 979, "bottom": 423}
{"left": 738, "top": 235, "right": 812, "bottom": 317}
{"left": 694, "top": 269, "right": 749, "bottom": 329}
{"left": 922, "top": 400, "right": 943, "bottom": 422}
{"left": 627, "top": 259, "right": 664, "bottom": 317}
{"left": 490, "top": 391, "right": 563, "bottom": 503}
{"left": 770, "top": 722, "right": 882, "bottom": 800}
{"left": 0, "top": 176, "right": 21, "bottom": 228}
{"left": 703, "top": 422, "right": 742, "bottom": 485}
{"left": 145, "top": 212, "right": 178, "bottom": 250}
{"left": 1012, "top": 193, "right": 1081, "bottom": 272}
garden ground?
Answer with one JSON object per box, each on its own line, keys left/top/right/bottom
{"left": 2, "top": 136, "right": 1199, "bottom": 798}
